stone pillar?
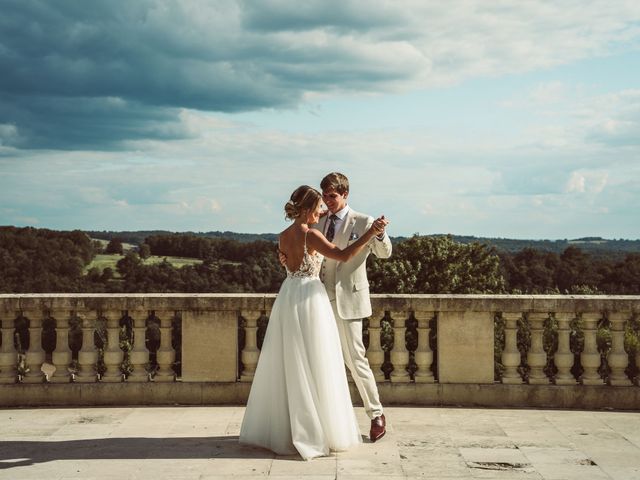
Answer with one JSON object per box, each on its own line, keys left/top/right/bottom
{"left": 75, "top": 311, "right": 98, "bottom": 383}
{"left": 128, "top": 310, "right": 150, "bottom": 382}
{"left": 438, "top": 310, "right": 494, "bottom": 383}
{"left": 0, "top": 312, "right": 18, "bottom": 384}
{"left": 182, "top": 309, "right": 238, "bottom": 382}
{"left": 102, "top": 310, "right": 124, "bottom": 383}
{"left": 365, "top": 308, "right": 385, "bottom": 382}
{"left": 608, "top": 312, "right": 631, "bottom": 386}
{"left": 50, "top": 309, "right": 72, "bottom": 383}
{"left": 22, "top": 310, "right": 46, "bottom": 384}
{"left": 240, "top": 310, "right": 261, "bottom": 382}
{"left": 413, "top": 310, "right": 434, "bottom": 383}
{"left": 501, "top": 312, "right": 523, "bottom": 384}
{"left": 526, "top": 312, "right": 549, "bottom": 384}
{"left": 154, "top": 310, "right": 176, "bottom": 382}
{"left": 580, "top": 312, "right": 604, "bottom": 385}
{"left": 554, "top": 312, "right": 577, "bottom": 385}
{"left": 390, "top": 311, "right": 410, "bottom": 383}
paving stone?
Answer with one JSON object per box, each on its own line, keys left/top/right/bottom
{"left": 401, "top": 448, "right": 471, "bottom": 478}
{"left": 2, "top": 406, "right": 640, "bottom": 479}
{"left": 269, "top": 454, "right": 336, "bottom": 475}
{"left": 517, "top": 446, "right": 609, "bottom": 480}
{"left": 598, "top": 466, "right": 640, "bottom": 480}
{"left": 460, "top": 447, "right": 539, "bottom": 478}
{"left": 337, "top": 476, "right": 407, "bottom": 480}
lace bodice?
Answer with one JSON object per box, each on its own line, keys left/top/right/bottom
{"left": 285, "top": 233, "right": 323, "bottom": 279}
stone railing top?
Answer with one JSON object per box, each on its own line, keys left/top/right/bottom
{"left": 0, "top": 293, "right": 639, "bottom": 314}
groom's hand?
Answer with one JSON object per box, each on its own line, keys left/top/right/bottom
{"left": 372, "top": 215, "right": 389, "bottom": 240}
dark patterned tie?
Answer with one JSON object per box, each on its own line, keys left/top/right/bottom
{"left": 326, "top": 214, "right": 338, "bottom": 242}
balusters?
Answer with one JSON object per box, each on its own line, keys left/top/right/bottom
{"left": 580, "top": 312, "right": 604, "bottom": 385}
{"left": 0, "top": 297, "right": 638, "bottom": 399}
{"left": 0, "top": 312, "right": 18, "bottom": 384}
{"left": 128, "top": 310, "right": 150, "bottom": 382}
{"left": 608, "top": 312, "right": 631, "bottom": 386}
{"left": 102, "top": 310, "right": 124, "bottom": 383}
{"left": 390, "top": 311, "right": 410, "bottom": 383}
{"left": 22, "top": 310, "right": 46, "bottom": 383}
{"left": 527, "top": 312, "right": 549, "bottom": 384}
{"left": 75, "top": 311, "right": 98, "bottom": 383}
{"left": 365, "top": 309, "right": 385, "bottom": 382}
{"left": 554, "top": 313, "right": 577, "bottom": 385}
{"left": 501, "top": 312, "right": 523, "bottom": 384}
{"left": 50, "top": 309, "right": 72, "bottom": 383}
{"left": 413, "top": 310, "right": 434, "bottom": 383}
{"left": 240, "top": 310, "right": 261, "bottom": 382}
{"left": 154, "top": 310, "right": 176, "bottom": 382}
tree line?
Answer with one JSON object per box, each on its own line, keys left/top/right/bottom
{"left": 0, "top": 227, "right": 94, "bottom": 292}
{"left": 1, "top": 226, "right": 639, "bottom": 294}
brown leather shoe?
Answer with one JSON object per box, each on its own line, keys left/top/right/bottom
{"left": 370, "top": 414, "right": 386, "bottom": 442}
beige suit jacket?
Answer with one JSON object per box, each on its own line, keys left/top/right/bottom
{"left": 316, "top": 207, "right": 392, "bottom": 320}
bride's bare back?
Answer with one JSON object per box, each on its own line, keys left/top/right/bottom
{"left": 279, "top": 224, "right": 314, "bottom": 273}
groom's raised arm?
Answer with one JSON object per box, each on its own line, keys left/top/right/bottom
{"left": 366, "top": 215, "right": 392, "bottom": 259}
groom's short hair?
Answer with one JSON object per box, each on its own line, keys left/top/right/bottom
{"left": 321, "top": 172, "right": 349, "bottom": 195}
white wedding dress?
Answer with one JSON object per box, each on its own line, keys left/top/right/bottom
{"left": 239, "top": 235, "right": 362, "bottom": 459}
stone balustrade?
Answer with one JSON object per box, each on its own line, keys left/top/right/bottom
{"left": 1, "top": 294, "right": 639, "bottom": 409}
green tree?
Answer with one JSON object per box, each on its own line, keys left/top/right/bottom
{"left": 502, "top": 248, "right": 560, "bottom": 293}
{"left": 368, "top": 235, "right": 505, "bottom": 294}
{"left": 105, "top": 238, "right": 124, "bottom": 255}
{"left": 555, "top": 246, "right": 601, "bottom": 292}
{"left": 116, "top": 251, "right": 142, "bottom": 277}
{"left": 139, "top": 243, "right": 151, "bottom": 261}
{"left": 101, "top": 267, "right": 114, "bottom": 282}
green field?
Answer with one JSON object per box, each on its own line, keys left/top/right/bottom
{"left": 85, "top": 254, "right": 202, "bottom": 275}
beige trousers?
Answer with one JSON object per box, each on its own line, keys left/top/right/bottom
{"left": 330, "top": 300, "right": 383, "bottom": 419}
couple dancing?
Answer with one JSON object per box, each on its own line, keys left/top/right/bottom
{"left": 240, "top": 172, "right": 392, "bottom": 460}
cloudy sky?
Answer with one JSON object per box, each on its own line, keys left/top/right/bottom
{"left": 1, "top": 0, "right": 639, "bottom": 239}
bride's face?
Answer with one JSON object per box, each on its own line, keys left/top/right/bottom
{"left": 306, "top": 201, "right": 323, "bottom": 225}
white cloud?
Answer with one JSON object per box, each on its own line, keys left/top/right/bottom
{"left": 2, "top": 0, "right": 640, "bottom": 149}
{"left": 16, "top": 216, "right": 39, "bottom": 225}
{"left": 177, "top": 197, "right": 222, "bottom": 214}
{"left": 565, "top": 171, "right": 608, "bottom": 194}
{"left": 1, "top": 2, "right": 639, "bottom": 238}
{"left": 0, "top": 124, "right": 19, "bottom": 146}
{"left": 566, "top": 172, "right": 586, "bottom": 193}
{"left": 583, "top": 89, "right": 640, "bottom": 146}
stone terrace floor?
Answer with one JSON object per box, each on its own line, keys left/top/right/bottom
{"left": 1, "top": 406, "right": 640, "bottom": 479}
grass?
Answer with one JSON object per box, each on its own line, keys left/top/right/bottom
{"left": 85, "top": 254, "right": 202, "bottom": 275}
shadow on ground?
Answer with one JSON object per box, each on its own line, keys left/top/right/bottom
{"left": 0, "top": 436, "right": 278, "bottom": 469}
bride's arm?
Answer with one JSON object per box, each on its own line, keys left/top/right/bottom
{"left": 306, "top": 219, "right": 384, "bottom": 262}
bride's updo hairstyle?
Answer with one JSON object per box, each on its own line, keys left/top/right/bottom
{"left": 285, "top": 185, "right": 322, "bottom": 220}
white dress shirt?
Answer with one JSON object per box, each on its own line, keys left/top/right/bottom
{"left": 324, "top": 205, "right": 350, "bottom": 240}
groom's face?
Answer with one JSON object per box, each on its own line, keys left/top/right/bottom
{"left": 322, "top": 187, "right": 348, "bottom": 214}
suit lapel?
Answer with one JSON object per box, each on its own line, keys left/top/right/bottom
{"left": 316, "top": 215, "right": 327, "bottom": 235}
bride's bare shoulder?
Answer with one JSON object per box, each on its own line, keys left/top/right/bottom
{"left": 280, "top": 224, "right": 305, "bottom": 248}
{"left": 306, "top": 228, "right": 323, "bottom": 240}
{"left": 305, "top": 228, "right": 327, "bottom": 250}
{"left": 279, "top": 224, "right": 296, "bottom": 239}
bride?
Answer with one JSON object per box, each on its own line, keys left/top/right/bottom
{"left": 239, "top": 185, "right": 387, "bottom": 460}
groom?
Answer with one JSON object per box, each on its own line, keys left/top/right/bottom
{"left": 316, "top": 172, "right": 392, "bottom": 442}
